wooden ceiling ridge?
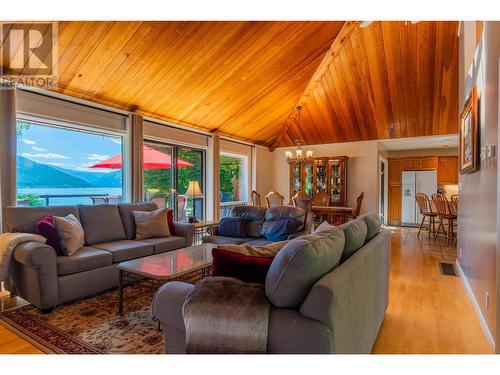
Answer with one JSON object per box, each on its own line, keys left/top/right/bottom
{"left": 268, "top": 21, "right": 358, "bottom": 150}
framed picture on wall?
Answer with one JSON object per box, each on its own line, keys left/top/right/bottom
{"left": 459, "top": 85, "right": 479, "bottom": 174}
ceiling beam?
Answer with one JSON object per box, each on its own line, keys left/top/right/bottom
{"left": 268, "top": 21, "right": 358, "bottom": 150}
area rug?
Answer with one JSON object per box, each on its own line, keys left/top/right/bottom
{"left": 0, "top": 282, "right": 164, "bottom": 354}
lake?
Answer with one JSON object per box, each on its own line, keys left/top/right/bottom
{"left": 17, "top": 188, "right": 123, "bottom": 206}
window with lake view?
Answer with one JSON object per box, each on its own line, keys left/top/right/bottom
{"left": 16, "top": 120, "right": 124, "bottom": 206}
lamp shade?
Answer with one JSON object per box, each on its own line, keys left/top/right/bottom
{"left": 185, "top": 181, "right": 203, "bottom": 197}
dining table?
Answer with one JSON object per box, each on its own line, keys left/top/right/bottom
{"left": 310, "top": 205, "right": 353, "bottom": 223}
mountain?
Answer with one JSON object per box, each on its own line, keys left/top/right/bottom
{"left": 17, "top": 156, "right": 93, "bottom": 189}
{"left": 53, "top": 167, "right": 122, "bottom": 188}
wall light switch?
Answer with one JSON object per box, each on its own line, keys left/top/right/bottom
{"left": 480, "top": 145, "right": 487, "bottom": 161}
{"left": 487, "top": 145, "right": 496, "bottom": 158}
{"left": 486, "top": 292, "right": 490, "bottom": 309}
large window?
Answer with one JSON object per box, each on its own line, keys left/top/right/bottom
{"left": 143, "top": 141, "right": 205, "bottom": 222}
{"left": 220, "top": 153, "right": 248, "bottom": 217}
{"left": 16, "top": 119, "right": 124, "bottom": 206}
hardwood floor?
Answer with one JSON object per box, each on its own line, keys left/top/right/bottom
{"left": 0, "top": 226, "right": 492, "bottom": 354}
{"left": 372, "top": 226, "right": 491, "bottom": 354}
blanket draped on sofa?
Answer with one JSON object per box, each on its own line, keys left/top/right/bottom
{"left": 0, "top": 233, "right": 46, "bottom": 281}
{"left": 182, "top": 277, "right": 270, "bottom": 353}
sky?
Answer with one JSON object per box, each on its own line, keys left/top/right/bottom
{"left": 16, "top": 123, "right": 122, "bottom": 173}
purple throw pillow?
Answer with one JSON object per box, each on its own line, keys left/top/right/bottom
{"left": 218, "top": 217, "right": 247, "bottom": 238}
{"left": 36, "top": 215, "right": 63, "bottom": 256}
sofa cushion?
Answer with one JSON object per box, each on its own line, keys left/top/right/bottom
{"left": 35, "top": 215, "right": 63, "bottom": 256}
{"left": 212, "top": 248, "right": 275, "bottom": 284}
{"left": 118, "top": 202, "right": 159, "bottom": 240}
{"left": 260, "top": 206, "right": 306, "bottom": 238}
{"left": 202, "top": 235, "right": 256, "bottom": 245}
{"left": 340, "top": 218, "right": 368, "bottom": 263}
{"left": 3, "top": 205, "right": 80, "bottom": 234}
{"left": 142, "top": 236, "right": 187, "bottom": 254}
{"left": 218, "top": 217, "right": 247, "bottom": 238}
{"left": 229, "top": 206, "right": 267, "bottom": 238}
{"left": 56, "top": 246, "right": 113, "bottom": 276}
{"left": 265, "top": 228, "right": 345, "bottom": 308}
{"left": 132, "top": 208, "right": 171, "bottom": 240}
{"left": 313, "top": 220, "right": 338, "bottom": 234}
{"left": 265, "top": 218, "right": 303, "bottom": 241}
{"left": 94, "top": 240, "right": 154, "bottom": 262}
{"left": 77, "top": 204, "right": 126, "bottom": 245}
{"left": 360, "top": 212, "right": 382, "bottom": 242}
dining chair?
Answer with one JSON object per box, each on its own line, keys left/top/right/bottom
{"left": 347, "top": 192, "right": 364, "bottom": 221}
{"left": 432, "top": 193, "right": 457, "bottom": 244}
{"left": 292, "top": 191, "right": 311, "bottom": 210}
{"left": 450, "top": 194, "right": 459, "bottom": 215}
{"left": 250, "top": 190, "right": 262, "bottom": 206}
{"left": 311, "top": 192, "right": 331, "bottom": 225}
{"left": 265, "top": 191, "right": 285, "bottom": 208}
{"left": 415, "top": 193, "right": 437, "bottom": 238}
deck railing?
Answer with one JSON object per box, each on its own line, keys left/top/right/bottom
{"left": 17, "top": 194, "right": 122, "bottom": 206}
{"left": 219, "top": 201, "right": 248, "bottom": 218}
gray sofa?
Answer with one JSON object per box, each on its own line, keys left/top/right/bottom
{"left": 153, "top": 213, "right": 391, "bottom": 354}
{"left": 203, "top": 205, "right": 312, "bottom": 247}
{"left": 3, "top": 202, "right": 194, "bottom": 312}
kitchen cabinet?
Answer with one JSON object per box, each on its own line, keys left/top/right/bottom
{"left": 437, "top": 156, "right": 458, "bottom": 184}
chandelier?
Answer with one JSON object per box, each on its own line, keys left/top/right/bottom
{"left": 285, "top": 105, "right": 313, "bottom": 165}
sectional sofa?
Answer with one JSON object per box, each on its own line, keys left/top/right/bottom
{"left": 3, "top": 202, "right": 194, "bottom": 311}
{"left": 153, "top": 213, "right": 391, "bottom": 354}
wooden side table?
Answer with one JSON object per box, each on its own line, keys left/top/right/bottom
{"left": 192, "top": 221, "right": 219, "bottom": 244}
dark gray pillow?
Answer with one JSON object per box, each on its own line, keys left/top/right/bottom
{"left": 340, "top": 218, "right": 368, "bottom": 263}
{"left": 77, "top": 204, "right": 126, "bottom": 246}
{"left": 360, "top": 212, "right": 382, "bottom": 242}
{"left": 118, "top": 202, "right": 158, "bottom": 239}
{"left": 265, "top": 228, "right": 345, "bottom": 308}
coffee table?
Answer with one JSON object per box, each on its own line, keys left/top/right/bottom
{"left": 117, "top": 243, "right": 217, "bottom": 314}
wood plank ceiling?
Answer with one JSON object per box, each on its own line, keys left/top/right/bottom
{"left": 4, "top": 21, "right": 459, "bottom": 147}
{"left": 50, "top": 21, "right": 344, "bottom": 144}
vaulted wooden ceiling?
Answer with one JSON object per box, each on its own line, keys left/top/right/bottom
{"left": 4, "top": 21, "right": 459, "bottom": 147}
{"left": 51, "top": 21, "right": 344, "bottom": 144}
{"left": 272, "top": 21, "right": 460, "bottom": 148}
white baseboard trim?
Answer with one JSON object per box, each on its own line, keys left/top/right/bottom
{"left": 455, "top": 260, "right": 496, "bottom": 350}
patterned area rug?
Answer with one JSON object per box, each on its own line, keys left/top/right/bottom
{"left": 0, "top": 282, "right": 164, "bottom": 354}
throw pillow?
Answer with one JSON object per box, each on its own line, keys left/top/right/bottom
{"left": 218, "top": 217, "right": 247, "bottom": 238}
{"left": 265, "top": 228, "right": 345, "bottom": 308}
{"left": 132, "top": 208, "right": 171, "bottom": 240}
{"left": 54, "top": 214, "right": 85, "bottom": 256}
{"left": 35, "top": 215, "right": 63, "bottom": 256}
{"left": 340, "top": 218, "right": 368, "bottom": 263}
{"left": 265, "top": 218, "right": 302, "bottom": 242}
{"left": 167, "top": 208, "right": 176, "bottom": 235}
{"left": 212, "top": 248, "right": 275, "bottom": 284}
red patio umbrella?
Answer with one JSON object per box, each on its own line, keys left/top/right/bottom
{"left": 89, "top": 145, "right": 193, "bottom": 169}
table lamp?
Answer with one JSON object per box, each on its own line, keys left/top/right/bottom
{"left": 185, "top": 180, "right": 203, "bottom": 223}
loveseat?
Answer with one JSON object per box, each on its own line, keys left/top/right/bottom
{"left": 203, "top": 205, "right": 312, "bottom": 246}
{"left": 153, "top": 213, "right": 391, "bottom": 354}
{"left": 3, "top": 202, "right": 194, "bottom": 311}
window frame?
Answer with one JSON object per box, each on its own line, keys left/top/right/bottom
{"left": 219, "top": 150, "right": 249, "bottom": 205}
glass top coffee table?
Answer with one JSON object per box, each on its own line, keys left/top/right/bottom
{"left": 117, "top": 243, "right": 217, "bottom": 314}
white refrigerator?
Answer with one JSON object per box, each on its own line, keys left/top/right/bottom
{"left": 401, "top": 170, "right": 437, "bottom": 226}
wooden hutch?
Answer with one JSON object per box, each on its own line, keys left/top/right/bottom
{"left": 289, "top": 156, "right": 348, "bottom": 206}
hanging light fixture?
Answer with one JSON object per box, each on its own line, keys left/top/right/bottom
{"left": 285, "top": 105, "right": 313, "bottom": 166}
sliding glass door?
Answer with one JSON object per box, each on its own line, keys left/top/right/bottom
{"left": 143, "top": 141, "right": 205, "bottom": 222}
